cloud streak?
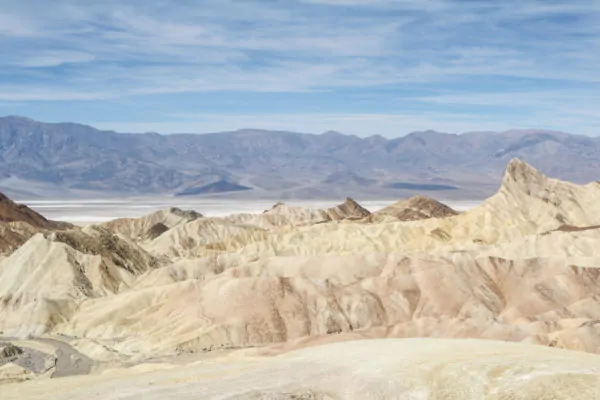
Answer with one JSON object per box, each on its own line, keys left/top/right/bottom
{"left": 1, "top": 0, "right": 600, "bottom": 136}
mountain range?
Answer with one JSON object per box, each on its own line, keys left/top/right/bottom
{"left": 1, "top": 115, "right": 599, "bottom": 199}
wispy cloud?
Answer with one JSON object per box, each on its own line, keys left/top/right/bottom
{"left": 1, "top": 0, "right": 600, "bottom": 136}
{"left": 6, "top": 51, "right": 96, "bottom": 68}
{"left": 300, "top": 0, "right": 383, "bottom": 4}
{"left": 0, "top": 88, "right": 111, "bottom": 101}
{"left": 0, "top": 14, "right": 35, "bottom": 36}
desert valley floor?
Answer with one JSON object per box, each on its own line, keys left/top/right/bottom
{"left": 1, "top": 158, "right": 600, "bottom": 399}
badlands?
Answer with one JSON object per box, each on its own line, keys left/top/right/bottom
{"left": 1, "top": 158, "right": 600, "bottom": 399}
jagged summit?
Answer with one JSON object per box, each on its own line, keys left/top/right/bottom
{"left": 470, "top": 157, "right": 600, "bottom": 235}
{"left": 502, "top": 158, "right": 547, "bottom": 189}
{"left": 374, "top": 195, "right": 459, "bottom": 221}
{"left": 327, "top": 197, "right": 371, "bottom": 220}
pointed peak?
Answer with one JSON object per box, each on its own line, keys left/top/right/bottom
{"left": 503, "top": 158, "right": 544, "bottom": 181}
{"left": 342, "top": 197, "right": 361, "bottom": 207}
{"left": 404, "top": 195, "right": 437, "bottom": 203}
{"left": 375, "top": 195, "right": 458, "bottom": 221}
{"left": 501, "top": 158, "right": 547, "bottom": 192}
{"left": 327, "top": 197, "right": 371, "bottom": 220}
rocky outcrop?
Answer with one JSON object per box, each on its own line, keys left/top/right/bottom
{"left": 100, "top": 207, "right": 203, "bottom": 240}
{"left": 0, "top": 192, "right": 72, "bottom": 230}
{"left": 0, "top": 191, "right": 74, "bottom": 254}
{"left": 369, "top": 195, "right": 458, "bottom": 222}
{"left": 325, "top": 197, "right": 371, "bottom": 220}
{"left": 0, "top": 226, "right": 159, "bottom": 337}
{"left": 144, "top": 223, "right": 169, "bottom": 240}
{"left": 4, "top": 158, "right": 600, "bottom": 388}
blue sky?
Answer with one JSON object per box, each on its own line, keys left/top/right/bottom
{"left": 1, "top": 0, "right": 600, "bottom": 136}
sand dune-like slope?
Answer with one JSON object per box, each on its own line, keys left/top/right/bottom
{"left": 0, "top": 226, "right": 159, "bottom": 337}
{"left": 2, "top": 339, "right": 600, "bottom": 400}
{"left": 2, "top": 158, "right": 600, "bottom": 395}
{"left": 67, "top": 159, "right": 597, "bottom": 355}
{"left": 3, "top": 159, "right": 600, "bottom": 352}
{"left": 44, "top": 250, "right": 600, "bottom": 355}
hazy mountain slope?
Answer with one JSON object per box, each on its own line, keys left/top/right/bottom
{"left": 1, "top": 115, "right": 599, "bottom": 198}
{"left": 0, "top": 116, "right": 190, "bottom": 193}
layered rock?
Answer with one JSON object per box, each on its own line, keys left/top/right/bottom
{"left": 3, "top": 157, "right": 600, "bottom": 384}
{"left": 0, "top": 227, "right": 158, "bottom": 337}
{"left": 368, "top": 195, "right": 459, "bottom": 222}
{"left": 0, "top": 191, "right": 73, "bottom": 254}
{"left": 0, "top": 192, "right": 71, "bottom": 230}
{"left": 99, "top": 207, "right": 202, "bottom": 240}
{"left": 223, "top": 197, "right": 371, "bottom": 231}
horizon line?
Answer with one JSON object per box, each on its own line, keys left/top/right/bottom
{"left": 0, "top": 114, "right": 579, "bottom": 138}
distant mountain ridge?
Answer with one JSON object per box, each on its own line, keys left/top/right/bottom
{"left": 0, "top": 115, "right": 599, "bottom": 199}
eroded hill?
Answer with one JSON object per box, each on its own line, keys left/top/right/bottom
{"left": 1, "top": 158, "right": 600, "bottom": 397}
{"left": 0, "top": 192, "right": 73, "bottom": 254}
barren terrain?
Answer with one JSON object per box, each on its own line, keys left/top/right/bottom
{"left": 1, "top": 158, "right": 600, "bottom": 398}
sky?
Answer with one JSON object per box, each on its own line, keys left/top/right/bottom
{"left": 1, "top": 0, "right": 600, "bottom": 136}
